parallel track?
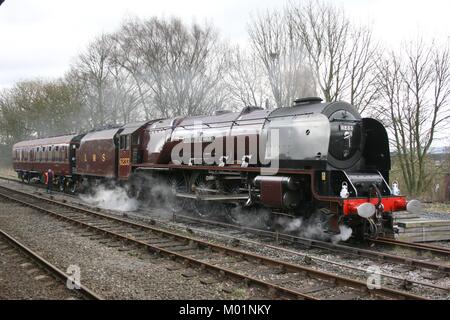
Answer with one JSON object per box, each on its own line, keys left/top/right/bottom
{"left": 0, "top": 184, "right": 428, "bottom": 300}
{"left": 369, "top": 237, "right": 450, "bottom": 256}
{"left": 0, "top": 228, "right": 102, "bottom": 300}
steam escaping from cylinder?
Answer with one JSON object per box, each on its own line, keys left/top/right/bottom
{"left": 284, "top": 218, "right": 302, "bottom": 232}
{"left": 276, "top": 212, "right": 353, "bottom": 243}
{"left": 227, "top": 206, "right": 271, "bottom": 229}
{"left": 78, "top": 175, "right": 181, "bottom": 217}
{"left": 80, "top": 184, "right": 139, "bottom": 212}
{"left": 276, "top": 215, "right": 330, "bottom": 241}
{"left": 331, "top": 225, "right": 353, "bottom": 244}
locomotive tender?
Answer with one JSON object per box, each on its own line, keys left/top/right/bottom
{"left": 12, "top": 97, "right": 420, "bottom": 239}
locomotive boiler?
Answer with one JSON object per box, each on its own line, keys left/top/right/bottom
{"left": 12, "top": 97, "right": 420, "bottom": 240}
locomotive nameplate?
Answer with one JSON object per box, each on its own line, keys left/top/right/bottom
{"left": 120, "top": 158, "right": 130, "bottom": 166}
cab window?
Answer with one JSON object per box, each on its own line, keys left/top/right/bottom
{"left": 120, "top": 135, "right": 130, "bottom": 150}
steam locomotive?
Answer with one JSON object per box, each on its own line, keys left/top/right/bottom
{"left": 12, "top": 97, "right": 420, "bottom": 239}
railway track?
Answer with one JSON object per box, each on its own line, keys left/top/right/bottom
{"left": 168, "top": 213, "right": 450, "bottom": 273}
{"left": 0, "top": 184, "right": 427, "bottom": 300}
{"left": 0, "top": 175, "right": 78, "bottom": 199}
{"left": 2, "top": 175, "right": 449, "bottom": 256}
{"left": 0, "top": 228, "right": 102, "bottom": 300}
{"left": 2, "top": 174, "right": 450, "bottom": 258}
{"left": 369, "top": 237, "right": 450, "bottom": 256}
{"left": 161, "top": 214, "right": 449, "bottom": 294}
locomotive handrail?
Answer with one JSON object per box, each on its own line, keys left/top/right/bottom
{"left": 171, "top": 111, "right": 317, "bottom": 129}
{"left": 341, "top": 170, "right": 358, "bottom": 197}
{"left": 330, "top": 119, "right": 361, "bottom": 123}
{"left": 376, "top": 170, "right": 393, "bottom": 195}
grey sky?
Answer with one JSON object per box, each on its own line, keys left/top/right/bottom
{"left": 0, "top": 0, "right": 449, "bottom": 90}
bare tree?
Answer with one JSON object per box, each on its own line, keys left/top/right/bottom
{"left": 70, "top": 34, "right": 115, "bottom": 127}
{"left": 345, "top": 26, "right": 380, "bottom": 113}
{"left": 289, "top": 1, "right": 379, "bottom": 113}
{"left": 108, "top": 60, "right": 143, "bottom": 124}
{"left": 377, "top": 40, "right": 450, "bottom": 195}
{"left": 248, "top": 9, "right": 316, "bottom": 108}
{"left": 109, "top": 19, "right": 154, "bottom": 119}
{"left": 226, "top": 46, "right": 271, "bottom": 108}
{"left": 117, "top": 17, "right": 229, "bottom": 117}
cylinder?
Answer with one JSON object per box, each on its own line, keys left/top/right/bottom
{"left": 253, "top": 176, "right": 298, "bottom": 191}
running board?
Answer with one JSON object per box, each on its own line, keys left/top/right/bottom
{"left": 175, "top": 192, "right": 249, "bottom": 202}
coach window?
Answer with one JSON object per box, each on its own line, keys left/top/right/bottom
{"left": 55, "top": 146, "right": 59, "bottom": 162}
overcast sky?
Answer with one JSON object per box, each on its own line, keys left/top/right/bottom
{"left": 1, "top": 0, "right": 449, "bottom": 90}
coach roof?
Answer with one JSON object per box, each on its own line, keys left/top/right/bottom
{"left": 13, "top": 134, "right": 77, "bottom": 149}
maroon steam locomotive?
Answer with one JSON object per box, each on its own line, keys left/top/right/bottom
{"left": 12, "top": 97, "right": 420, "bottom": 239}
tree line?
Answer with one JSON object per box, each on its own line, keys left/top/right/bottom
{"left": 1, "top": 0, "right": 449, "bottom": 196}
